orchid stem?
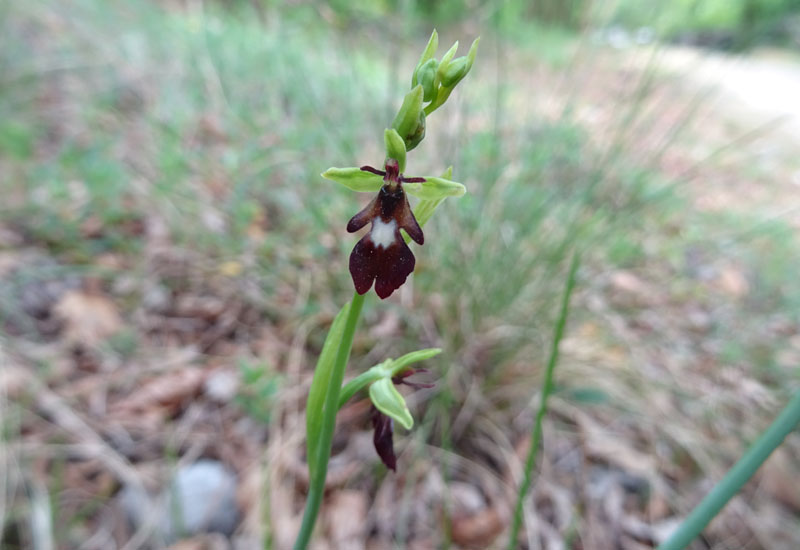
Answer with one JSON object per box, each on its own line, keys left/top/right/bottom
{"left": 294, "top": 291, "right": 365, "bottom": 550}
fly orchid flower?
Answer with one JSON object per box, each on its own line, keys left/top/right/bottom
{"left": 336, "top": 349, "right": 440, "bottom": 471}
{"left": 322, "top": 129, "right": 466, "bottom": 299}
{"left": 370, "top": 367, "right": 435, "bottom": 470}
{"left": 347, "top": 159, "right": 425, "bottom": 298}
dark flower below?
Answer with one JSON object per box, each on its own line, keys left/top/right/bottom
{"left": 371, "top": 407, "right": 396, "bottom": 471}
{"left": 347, "top": 159, "right": 424, "bottom": 299}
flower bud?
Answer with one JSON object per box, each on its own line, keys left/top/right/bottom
{"left": 441, "top": 37, "right": 479, "bottom": 88}
{"left": 391, "top": 85, "right": 424, "bottom": 150}
{"left": 411, "top": 29, "right": 439, "bottom": 88}
{"left": 417, "top": 58, "right": 438, "bottom": 102}
{"left": 441, "top": 57, "right": 468, "bottom": 87}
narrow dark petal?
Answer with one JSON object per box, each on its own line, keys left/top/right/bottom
{"left": 397, "top": 193, "right": 424, "bottom": 245}
{"left": 400, "top": 176, "right": 426, "bottom": 183}
{"left": 360, "top": 165, "right": 386, "bottom": 177}
{"left": 372, "top": 409, "right": 396, "bottom": 471}
{"left": 349, "top": 235, "right": 377, "bottom": 295}
{"left": 347, "top": 196, "right": 380, "bottom": 233}
{"left": 393, "top": 368, "right": 435, "bottom": 389}
{"left": 374, "top": 236, "right": 415, "bottom": 299}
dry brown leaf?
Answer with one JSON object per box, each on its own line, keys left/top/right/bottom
{"left": 325, "top": 490, "right": 368, "bottom": 550}
{"left": 451, "top": 507, "right": 505, "bottom": 549}
{"left": 609, "top": 270, "right": 664, "bottom": 307}
{"left": 168, "top": 533, "right": 230, "bottom": 550}
{"left": 53, "top": 288, "right": 123, "bottom": 348}
{"left": 111, "top": 368, "right": 206, "bottom": 416}
{"left": 715, "top": 265, "right": 749, "bottom": 297}
{"left": 760, "top": 448, "right": 800, "bottom": 512}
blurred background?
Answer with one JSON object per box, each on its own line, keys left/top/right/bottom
{"left": 2, "top": 0, "right": 800, "bottom": 548}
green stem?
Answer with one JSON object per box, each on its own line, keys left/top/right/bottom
{"left": 338, "top": 368, "right": 384, "bottom": 410}
{"left": 507, "top": 253, "right": 580, "bottom": 550}
{"left": 294, "top": 291, "right": 365, "bottom": 550}
{"left": 658, "top": 389, "right": 800, "bottom": 550}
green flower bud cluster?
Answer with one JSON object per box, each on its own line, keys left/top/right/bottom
{"left": 392, "top": 29, "right": 479, "bottom": 152}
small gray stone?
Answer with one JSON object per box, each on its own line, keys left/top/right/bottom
{"left": 120, "top": 460, "right": 239, "bottom": 543}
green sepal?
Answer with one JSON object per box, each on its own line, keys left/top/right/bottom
{"left": 418, "top": 58, "right": 438, "bottom": 102}
{"left": 384, "top": 128, "right": 407, "bottom": 173}
{"left": 369, "top": 377, "right": 414, "bottom": 431}
{"left": 436, "top": 41, "right": 459, "bottom": 80}
{"left": 390, "top": 348, "right": 442, "bottom": 374}
{"left": 412, "top": 29, "right": 439, "bottom": 88}
{"left": 404, "top": 110, "right": 426, "bottom": 152}
{"left": 392, "top": 85, "right": 424, "bottom": 149}
{"left": 305, "top": 302, "right": 350, "bottom": 480}
{"left": 408, "top": 167, "right": 453, "bottom": 237}
{"left": 403, "top": 175, "right": 466, "bottom": 200}
{"left": 322, "top": 167, "right": 383, "bottom": 193}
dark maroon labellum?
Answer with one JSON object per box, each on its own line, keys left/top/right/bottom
{"left": 371, "top": 407, "right": 396, "bottom": 471}
{"left": 347, "top": 159, "right": 425, "bottom": 299}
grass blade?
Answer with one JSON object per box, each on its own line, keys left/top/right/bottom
{"left": 507, "top": 252, "right": 580, "bottom": 549}
{"left": 658, "top": 389, "right": 800, "bottom": 549}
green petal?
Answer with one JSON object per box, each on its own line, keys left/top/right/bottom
{"left": 403, "top": 176, "right": 466, "bottom": 200}
{"left": 322, "top": 167, "right": 383, "bottom": 193}
{"left": 369, "top": 377, "right": 414, "bottom": 431}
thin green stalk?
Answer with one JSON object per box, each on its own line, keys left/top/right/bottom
{"left": 294, "top": 291, "right": 365, "bottom": 550}
{"left": 507, "top": 253, "right": 580, "bottom": 550}
{"left": 658, "top": 389, "right": 800, "bottom": 550}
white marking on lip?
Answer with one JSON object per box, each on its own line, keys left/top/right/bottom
{"left": 369, "top": 219, "right": 397, "bottom": 249}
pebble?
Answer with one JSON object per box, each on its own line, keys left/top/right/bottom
{"left": 120, "top": 460, "right": 239, "bottom": 543}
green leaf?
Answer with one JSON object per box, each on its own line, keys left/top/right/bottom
{"left": 322, "top": 167, "right": 382, "bottom": 193}
{"left": 389, "top": 348, "right": 442, "bottom": 377}
{"left": 403, "top": 176, "right": 466, "bottom": 200}
{"left": 305, "top": 302, "right": 350, "bottom": 480}
{"left": 384, "top": 128, "right": 407, "bottom": 173}
{"left": 411, "top": 29, "right": 438, "bottom": 88}
{"left": 391, "top": 85, "right": 424, "bottom": 150}
{"left": 369, "top": 377, "right": 414, "bottom": 431}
